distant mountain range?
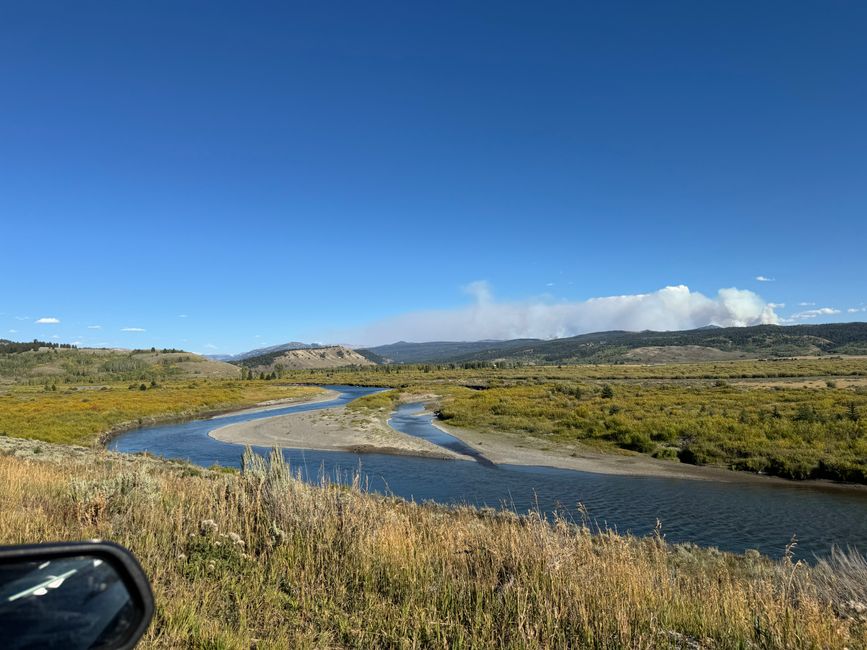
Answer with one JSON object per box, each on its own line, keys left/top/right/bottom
{"left": 358, "top": 339, "right": 541, "bottom": 364}
{"left": 359, "top": 322, "right": 867, "bottom": 365}
{"left": 204, "top": 322, "right": 867, "bottom": 368}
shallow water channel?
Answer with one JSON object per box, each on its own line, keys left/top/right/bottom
{"left": 109, "top": 385, "right": 867, "bottom": 559}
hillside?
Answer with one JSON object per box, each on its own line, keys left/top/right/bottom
{"left": 363, "top": 322, "right": 867, "bottom": 365}
{"left": 360, "top": 339, "right": 540, "bottom": 364}
{"left": 206, "top": 341, "right": 322, "bottom": 362}
{"left": 238, "top": 345, "right": 376, "bottom": 371}
{"left": 0, "top": 344, "right": 240, "bottom": 385}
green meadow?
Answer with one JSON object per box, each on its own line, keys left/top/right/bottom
{"left": 290, "top": 358, "right": 867, "bottom": 483}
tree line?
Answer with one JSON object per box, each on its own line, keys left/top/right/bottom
{"left": 0, "top": 339, "right": 77, "bottom": 353}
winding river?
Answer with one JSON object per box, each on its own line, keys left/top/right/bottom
{"left": 109, "top": 385, "right": 867, "bottom": 560}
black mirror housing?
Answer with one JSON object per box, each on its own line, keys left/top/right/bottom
{"left": 0, "top": 541, "right": 154, "bottom": 650}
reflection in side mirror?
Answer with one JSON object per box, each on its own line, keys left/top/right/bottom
{"left": 0, "top": 541, "right": 154, "bottom": 650}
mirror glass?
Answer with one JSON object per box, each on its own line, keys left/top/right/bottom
{"left": 0, "top": 554, "right": 143, "bottom": 650}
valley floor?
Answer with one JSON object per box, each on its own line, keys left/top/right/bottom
{"left": 206, "top": 395, "right": 866, "bottom": 491}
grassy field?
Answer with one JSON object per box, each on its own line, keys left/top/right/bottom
{"left": 294, "top": 359, "right": 867, "bottom": 484}
{"left": 278, "top": 356, "right": 867, "bottom": 384}
{"left": 1, "top": 436, "right": 864, "bottom": 649}
{"left": 0, "top": 381, "right": 323, "bottom": 445}
{"left": 434, "top": 382, "right": 867, "bottom": 482}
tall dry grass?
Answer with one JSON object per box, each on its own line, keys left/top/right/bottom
{"left": 0, "top": 439, "right": 863, "bottom": 648}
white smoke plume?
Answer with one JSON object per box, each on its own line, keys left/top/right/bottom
{"left": 346, "top": 283, "right": 781, "bottom": 345}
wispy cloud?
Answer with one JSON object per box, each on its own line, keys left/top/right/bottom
{"left": 14, "top": 316, "right": 30, "bottom": 321}
{"left": 755, "top": 275, "right": 775, "bottom": 282}
{"left": 8, "top": 329, "right": 17, "bottom": 334}
{"left": 767, "top": 302, "right": 786, "bottom": 309}
{"left": 204, "top": 343, "right": 218, "bottom": 350}
{"left": 790, "top": 307, "right": 841, "bottom": 319}
{"left": 848, "top": 307, "right": 866, "bottom": 314}
{"left": 798, "top": 302, "right": 816, "bottom": 307}
{"left": 178, "top": 314, "right": 188, "bottom": 318}
{"left": 340, "top": 282, "right": 781, "bottom": 345}
{"left": 87, "top": 325, "right": 102, "bottom": 329}
{"left": 35, "top": 317, "right": 60, "bottom": 324}
{"left": 121, "top": 327, "right": 146, "bottom": 332}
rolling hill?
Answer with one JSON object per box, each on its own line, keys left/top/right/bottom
{"left": 236, "top": 345, "right": 376, "bottom": 371}
{"left": 0, "top": 343, "right": 240, "bottom": 384}
{"left": 206, "top": 341, "right": 323, "bottom": 362}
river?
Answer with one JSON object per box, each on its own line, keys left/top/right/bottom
{"left": 108, "top": 385, "right": 867, "bottom": 560}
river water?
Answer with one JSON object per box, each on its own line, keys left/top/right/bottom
{"left": 108, "top": 385, "right": 867, "bottom": 559}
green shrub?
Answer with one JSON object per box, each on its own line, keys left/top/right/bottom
{"left": 652, "top": 447, "right": 679, "bottom": 461}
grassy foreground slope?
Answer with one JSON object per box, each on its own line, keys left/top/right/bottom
{"left": 1, "top": 438, "right": 864, "bottom": 649}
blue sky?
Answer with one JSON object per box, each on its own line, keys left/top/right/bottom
{"left": 1, "top": 2, "right": 865, "bottom": 352}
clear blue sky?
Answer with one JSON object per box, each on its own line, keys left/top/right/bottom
{"left": 2, "top": 2, "right": 865, "bottom": 352}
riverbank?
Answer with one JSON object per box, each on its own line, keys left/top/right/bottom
{"left": 96, "top": 385, "right": 332, "bottom": 445}
{"left": 432, "top": 416, "right": 867, "bottom": 491}
{"left": 0, "top": 380, "right": 327, "bottom": 447}
{"left": 0, "top": 437, "right": 861, "bottom": 648}
{"left": 209, "top": 404, "right": 465, "bottom": 461}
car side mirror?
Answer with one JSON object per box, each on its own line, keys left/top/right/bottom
{"left": 0, "top": 541, "right": 154, "bottom": 650}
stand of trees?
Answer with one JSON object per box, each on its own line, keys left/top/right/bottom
{"left": 0, "top": 339, "right": 77, "bottom": 353}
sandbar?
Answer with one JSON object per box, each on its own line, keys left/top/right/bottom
{"left": 210, "top": 405, "right": 464, "bottom": 461}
